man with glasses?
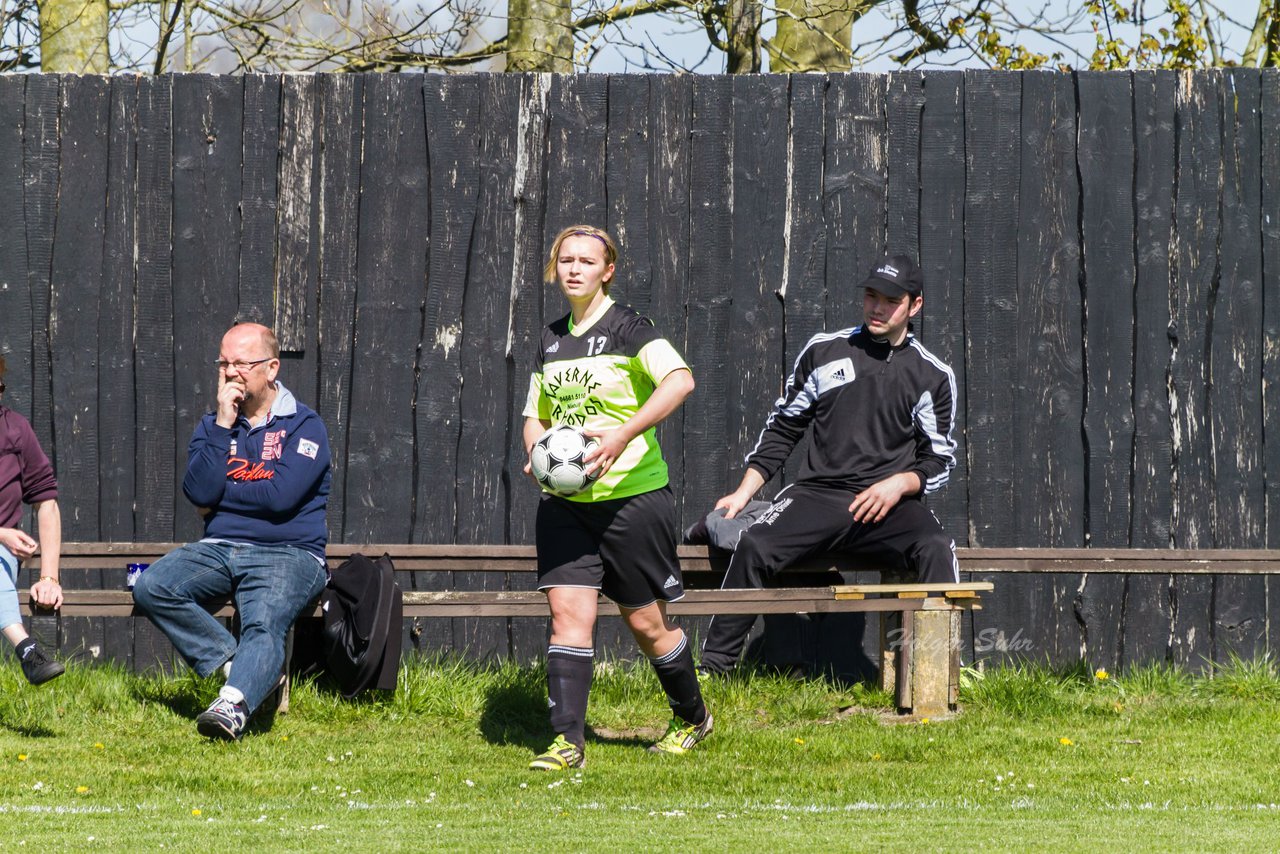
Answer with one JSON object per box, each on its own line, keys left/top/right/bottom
{"left": 133, "top": 323, "right": 331, "bottom": 740}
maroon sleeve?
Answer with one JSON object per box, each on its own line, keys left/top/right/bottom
{"left": 14, "top": 414, "right": 58, "bottom": 504}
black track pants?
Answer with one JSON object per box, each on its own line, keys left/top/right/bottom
{"left": 699, "top": 484, "right": 957, "bottom": 673}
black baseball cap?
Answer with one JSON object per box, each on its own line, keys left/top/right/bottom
{"left": 861, "top": 254, "right": 923, "bottom": 298}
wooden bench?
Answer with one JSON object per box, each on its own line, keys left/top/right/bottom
{"left": 29, "top": 544, "right": 1280, "bottom": 714}
{"left": 21, "top": 542, "right": 1000, "bottom": 717}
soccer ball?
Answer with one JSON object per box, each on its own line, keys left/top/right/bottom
{"left": 530, "top": 425, "right": 600, "bottom": 497}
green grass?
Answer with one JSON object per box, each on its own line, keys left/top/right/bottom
{"left": 2, "top": 655, "right": 1280, "bottom": 850}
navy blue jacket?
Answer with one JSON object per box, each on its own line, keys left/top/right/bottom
{"left": 183, "top": 383, "right": 331, "bottom": 558}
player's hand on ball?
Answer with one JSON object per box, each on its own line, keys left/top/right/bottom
{"left": 530, "top": 426, "right": 600, "bottom": 497}
{"left": 582, "top": 428, "right": 626, "bottom": 477}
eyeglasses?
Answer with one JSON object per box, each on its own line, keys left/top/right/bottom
{"left": 215, "top": 357, "right": 273, "bottom": 372}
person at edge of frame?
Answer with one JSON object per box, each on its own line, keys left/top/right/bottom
{"left": 132, "top": 323, "right": 331, "bottom": 741}
{"left": 521, "top": 224, "right": 712, "bottom": 771}
{"left": 697, "top": 254, "right": 960, "bottom": 676}
{"left": 0, "top": 355, "right": 66, "bottom": 686}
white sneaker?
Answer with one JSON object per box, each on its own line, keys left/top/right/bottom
{"left": 196, "top": 696, "right": 249, "bottom": 741}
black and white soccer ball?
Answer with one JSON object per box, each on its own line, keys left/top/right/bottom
{"left": 530, "top": 425, "right": 601, "bottom": 497}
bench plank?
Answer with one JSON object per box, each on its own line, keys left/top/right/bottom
{"left": 27, "top": 587, "right": 983, "bottom": 620}
{"left": 33, "top": 545, "right": 1280, "bottom": 575}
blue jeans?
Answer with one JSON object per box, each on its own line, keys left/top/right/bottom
{"left": 0, "top": 544, "right": 20, "bottom": 631}
{"left": 132, "top": 540, "right": 327, "bottom": 713}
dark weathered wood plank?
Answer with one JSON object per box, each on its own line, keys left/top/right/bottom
{"left": 1168, "top": 70, "right": 1222, "bottom": 670}
{"left": 453, "top": 75, "right": 521, "bottom": 659}
{"left": 1262, "top": 69, "right": 1280, "bottom": 655}
{"left": 238, "top": 75, "right": 281, "bottom": 325}
{"left": 682, "top": 76, "right": 734, "bottom": 515}
{"left": 1124, "top": 69, "right": 1179, "bottom": 667}
{"left": 1076, "top": 71, "right": 1137, "bottom": 670}
{"left": 1130, "top": 71, "right": 1179, "bottom": 549}
{"left": 1170, "top": 70, "right": 1220, "bottom": 552}
{"left": 1014, "top": 72, "right": 1083, "bottom": 659}
{"left": 543, "top": 75, "right": 608, "bottom": 236}
{"left": 131, "top": 75, "right": 177, "bottom": 669}
{"left": 962, "top": 70, "right": 1022, "bottom": 664}
{"left": 49, "top": 75, "right": 108, "bottom": 541}
{"left": 98, "top": 76, "right": 139, "bottom": 554}
{"left": 275, "top": 73, "right": 319, "bottom": 353}
{"left": 1210, "top": 69, "right": 1265, "bottom": 663}
{"left": 917, "top": 70, "right": 967, "bottom": 550}
{"left": 726, "top": 74, "right": 802, "bottom": 667}
{"left": 345, "top": 75, "right": 429, "bottom": 545}
{"left": 414, "top": 74, "right": 478, "bottom": 554}
{"left": 885, "top": 71, "right": 922, "bottom": 262}
{"left": 171, "top": 75, "right": 243, "bottom": 545}
{"left": 505, "top": 74, "right": 553, "bottom": 662}
{"left": 133, "top": 75, "right": 176, "bottom": 542}
{"left": 606, "top": 75, "right": 653, "bottom": 314}
{"left": 645, "top": 74, "right": 693, "bottom": 525}
{"left": 778, "top": 75, "right": 827, "bottom": 493}
{"left": 47, "top": 76, "right": 110, "bottom": 658}
{"left": 823, "top": 73, "right": 886, "bottom": 327}
{"left": 23, "top": 75, "right": 58, "bottom": 455}
{"left": 962, "top": 70, "right": 1020, "bottom": 548}
{"left": 1078, "top": 71, "right": 1136, "bottom": 549}
{"left": 414, "top": 73, "right": 481, "bottom": 554}
{"left": 314, "top": 74, "right": 363, "bottom": 543}
{"left": 727, "top": 74, "right": 786, "bottom": 493}
{"left": 506, "top": 74, "right": 551, "bottom": 547}
{"left": 0, "top": 77, "right": 28, "bottom": 414}
{"left": 1016, "top": 70, "right": 1084, "bottom": 546}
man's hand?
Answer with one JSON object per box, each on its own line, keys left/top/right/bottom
{"left": 849, "top": 473, "right": 921, "bottom": 524}
{"left": 216, "top": 372, "right": 245, "bottom": 429}
{"left": 713, "top": 490, "right": 754, "bottom": 520}
{"left": 0, "top": 527, "right": 38, "bottom": 560}
{"left": 714, "top": 468, "right": 767, "bottom": 520}
{"left": 30, "top": 576, "right": 62, "bottom": 609}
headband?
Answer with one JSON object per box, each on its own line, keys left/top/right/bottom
{"left": 571, "top": 231, "right": 611, "bottom": 252}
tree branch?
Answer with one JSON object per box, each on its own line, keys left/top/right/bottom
{"left": 338, "top": 0, "right": 694, "bottom": 71}
{"left": 153, "top": 0, "right": 183, "bottom": 73}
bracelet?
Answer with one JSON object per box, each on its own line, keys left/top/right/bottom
{"left": 38, "top": 575, "right": 60, "bottom": 585}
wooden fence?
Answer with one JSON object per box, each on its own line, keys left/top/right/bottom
{"left": 1, "top": 70, "right": 1278, "bottom": 674}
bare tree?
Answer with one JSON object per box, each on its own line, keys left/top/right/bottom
{"left": 506, "top": 0, "right": 571, "bottom": 69}
{"left": 38, "top": 0, "right": 109, "bottom": 71}
{"left": 770, "top": 0, "right": 859, "bottom": 71}
{"left": 2, "top": 0, "right": 1275, "bottom": 73}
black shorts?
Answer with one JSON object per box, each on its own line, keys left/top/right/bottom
{"left": 535, "top": 486, "right": 685, "bottom": 609}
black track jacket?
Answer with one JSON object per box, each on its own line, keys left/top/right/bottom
{"left": 745, "top": 326, "right": 957, "bottom": 495}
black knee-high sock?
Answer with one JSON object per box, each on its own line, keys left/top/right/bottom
{"left": 547, "top": 645, "right": 593, "bottom": 749}
{"left": 649, "top": 632, "right": 706, "bottom": 725}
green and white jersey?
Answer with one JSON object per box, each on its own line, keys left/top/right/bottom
{"left": 523, "top": 296, "right": 689, "bottom": 502}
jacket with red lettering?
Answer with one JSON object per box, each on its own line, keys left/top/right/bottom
{"left": 183, "top": 383, "right": 331, "bottom": 558}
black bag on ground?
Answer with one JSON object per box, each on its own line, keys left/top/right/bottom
{"left": 320, "top": 552, "right": 403, "bottom": 698}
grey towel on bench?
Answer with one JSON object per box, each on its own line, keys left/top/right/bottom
{"left": 682, "top": 501, "right": 774, "bottom": 552}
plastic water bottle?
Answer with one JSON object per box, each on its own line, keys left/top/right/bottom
{"left": 126, "top": 562, "right": 149, "bottom": 591}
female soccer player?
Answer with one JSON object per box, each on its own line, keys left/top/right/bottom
{"left": 522, "top": 225, "right": 711, "bottom": 770}
{"left": 0, "top": 356, "right": 66, "bottom": 685}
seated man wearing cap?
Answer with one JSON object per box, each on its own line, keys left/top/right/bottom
{"left": 698, "top": 254, "right": 960, "bottom": 675}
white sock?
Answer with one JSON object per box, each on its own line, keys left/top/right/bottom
{"left": 221, "top": 660, "right": 233, "bottom": 680}
{"left": 219, "top": 685, "right": 246, "bottom": 706}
